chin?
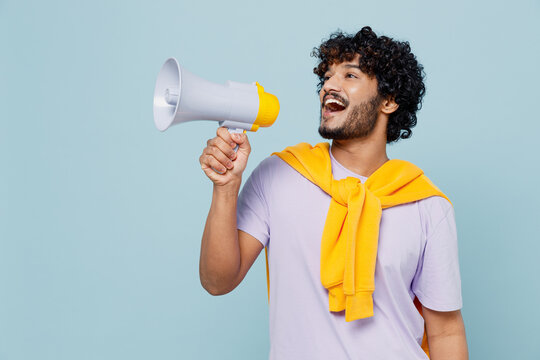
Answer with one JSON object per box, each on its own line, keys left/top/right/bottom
{"left": 321, "top": 114, "right": 343, "bottom": 128}
{"left": 319, "top": 123, "right": 344, "bottom": 140}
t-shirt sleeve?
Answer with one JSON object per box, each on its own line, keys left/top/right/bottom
{"left": 412, "top": 201, "right": 463, "bottom": 311}
{"left": 236, "top": 159, "right": 271, "bottom": 247}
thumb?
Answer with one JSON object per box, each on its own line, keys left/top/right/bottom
{"left": 232, "top": 132, "right": 251, "bottom": 154}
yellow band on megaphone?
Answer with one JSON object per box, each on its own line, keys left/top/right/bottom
{"left": 252, "top": 82, "right": 279, "bottom": 132}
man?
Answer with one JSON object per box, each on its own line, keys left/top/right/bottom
{"left": 198, "top": 26, "right": 468, "bottom": 360}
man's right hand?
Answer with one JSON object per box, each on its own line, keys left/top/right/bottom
{"left": 199, "top": 126, "right": 251, "bottom": 187}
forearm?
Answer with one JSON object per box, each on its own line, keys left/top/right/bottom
{"left": 199, "top": 181, "right": 242, "bottom": 295}
{"left": 427, "top": 331, "right": 468, "bottom": 360}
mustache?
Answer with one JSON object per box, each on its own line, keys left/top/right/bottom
{"left": 322, "top": 92, "right": 349, "bottom": 108}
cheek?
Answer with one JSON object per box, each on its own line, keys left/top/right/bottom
{"left": 349, "top": 83, "right": 377, "bottom": 103}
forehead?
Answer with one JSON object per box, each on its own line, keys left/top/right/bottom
{"left": 325, "top": 54, "right": 361, "bottom": 72}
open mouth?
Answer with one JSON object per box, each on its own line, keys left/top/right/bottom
{"left": 323, "top": 98, "right": 347, "bottom": 117}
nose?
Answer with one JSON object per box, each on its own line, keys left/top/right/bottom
{"left": 320, "top": 75, "right": 342, "bottom": 98}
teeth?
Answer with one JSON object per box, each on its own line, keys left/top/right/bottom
{"left": 325, "top": 98, "right": 345, "bottom": 107}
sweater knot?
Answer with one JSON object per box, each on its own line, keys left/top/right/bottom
{"left": 331, "top": 176, "right": 366, "bottom": 207}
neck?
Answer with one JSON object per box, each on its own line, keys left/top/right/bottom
{"left": 330, "top": 136, "right": 389, "bottom": 178}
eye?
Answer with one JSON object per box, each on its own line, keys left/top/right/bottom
{"left": 323, "top": 75, "right": 330, "bottom": 82}
{"left": 346, "top": 73, "right": 358, "bottom": 79}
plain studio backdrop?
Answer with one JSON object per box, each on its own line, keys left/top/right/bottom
{"left": 1, "top": 0, "right": 539, "bottom": 359}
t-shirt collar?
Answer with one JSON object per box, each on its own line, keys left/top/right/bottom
{"left": 329, "top": 144, "right": 368, "bottom": 182}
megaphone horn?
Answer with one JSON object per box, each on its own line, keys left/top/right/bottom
{"left": 153, "top": 58, "right": 280, "bottom": 135}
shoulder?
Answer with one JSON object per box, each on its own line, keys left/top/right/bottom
{"left": 242, "top": 155, "right": 296, "bottom": 193}
{"left": 249, "top": 154, "right": 303, "bottom": 183}
{"left": 417, "top": 195, "right": 453, "bottom": 216}
{"left": 253, "top": 154, "right": 291, "bottom": 175}
{"left": 417, "top": 196, "right": 455, "bottom": 239}
{"left": 244, "top": 153, "right": 317, "bottom": 199}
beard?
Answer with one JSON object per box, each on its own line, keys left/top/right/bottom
{"left": 318, "top": 94, "right": 383, "bottom": 140}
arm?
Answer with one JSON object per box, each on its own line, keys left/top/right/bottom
{"left": 422, "top": 306, "right": 469, "bottom": 360}
{"left": 198, "top": 127, "right": 264, "bottom": 295}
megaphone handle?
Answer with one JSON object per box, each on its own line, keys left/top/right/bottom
{"left": 227, "top": 128, "right": 246, "bottom": 153}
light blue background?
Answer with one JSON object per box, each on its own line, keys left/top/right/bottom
{"left": 1, "top": 0, "right": 539, "bottom": 359}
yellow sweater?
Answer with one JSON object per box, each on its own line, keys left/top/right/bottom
{"left": 264, "top": 142, "right": 452, "bottom": 357}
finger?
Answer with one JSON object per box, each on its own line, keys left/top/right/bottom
{"left": 216, "top": 127, "right": 235, "bottom": 147}
{"left": 233, "top": 132, "right": 251, "bottom": 153}
{"left": 201, "top": 162, "right": 225, "bottom": 182}
{"left": 201, "top": 162, "right": 224, "bottom": 180}
{"left": 202, "top": 162, "right": 226, "bottom": 178}
{"left": 201, "top": 153, "right": 228, "bottom": 174}
{"left": 210, "top": 135, "right": 237, "bottom": 161}
{"left": 204, "top": 145, "right": 234, "bottom": 170}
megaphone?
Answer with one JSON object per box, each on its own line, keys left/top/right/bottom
{"left": 153, "top": 58, "right": 280, "bottom": 137}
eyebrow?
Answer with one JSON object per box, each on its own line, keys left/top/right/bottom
{"left": 323, "top": 64, "right": 361, "bottom": 76}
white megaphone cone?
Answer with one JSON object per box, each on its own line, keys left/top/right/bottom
{"left": 153, "top": 58, "right": 280, "bottom": 139}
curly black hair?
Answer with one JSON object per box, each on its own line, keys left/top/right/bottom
{"left": 311, "top": 26, "right": 426, "bottom": 144}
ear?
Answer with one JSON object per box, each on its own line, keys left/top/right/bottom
{"left": 380, "top": 96, "right": 399, "bottom": 115}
